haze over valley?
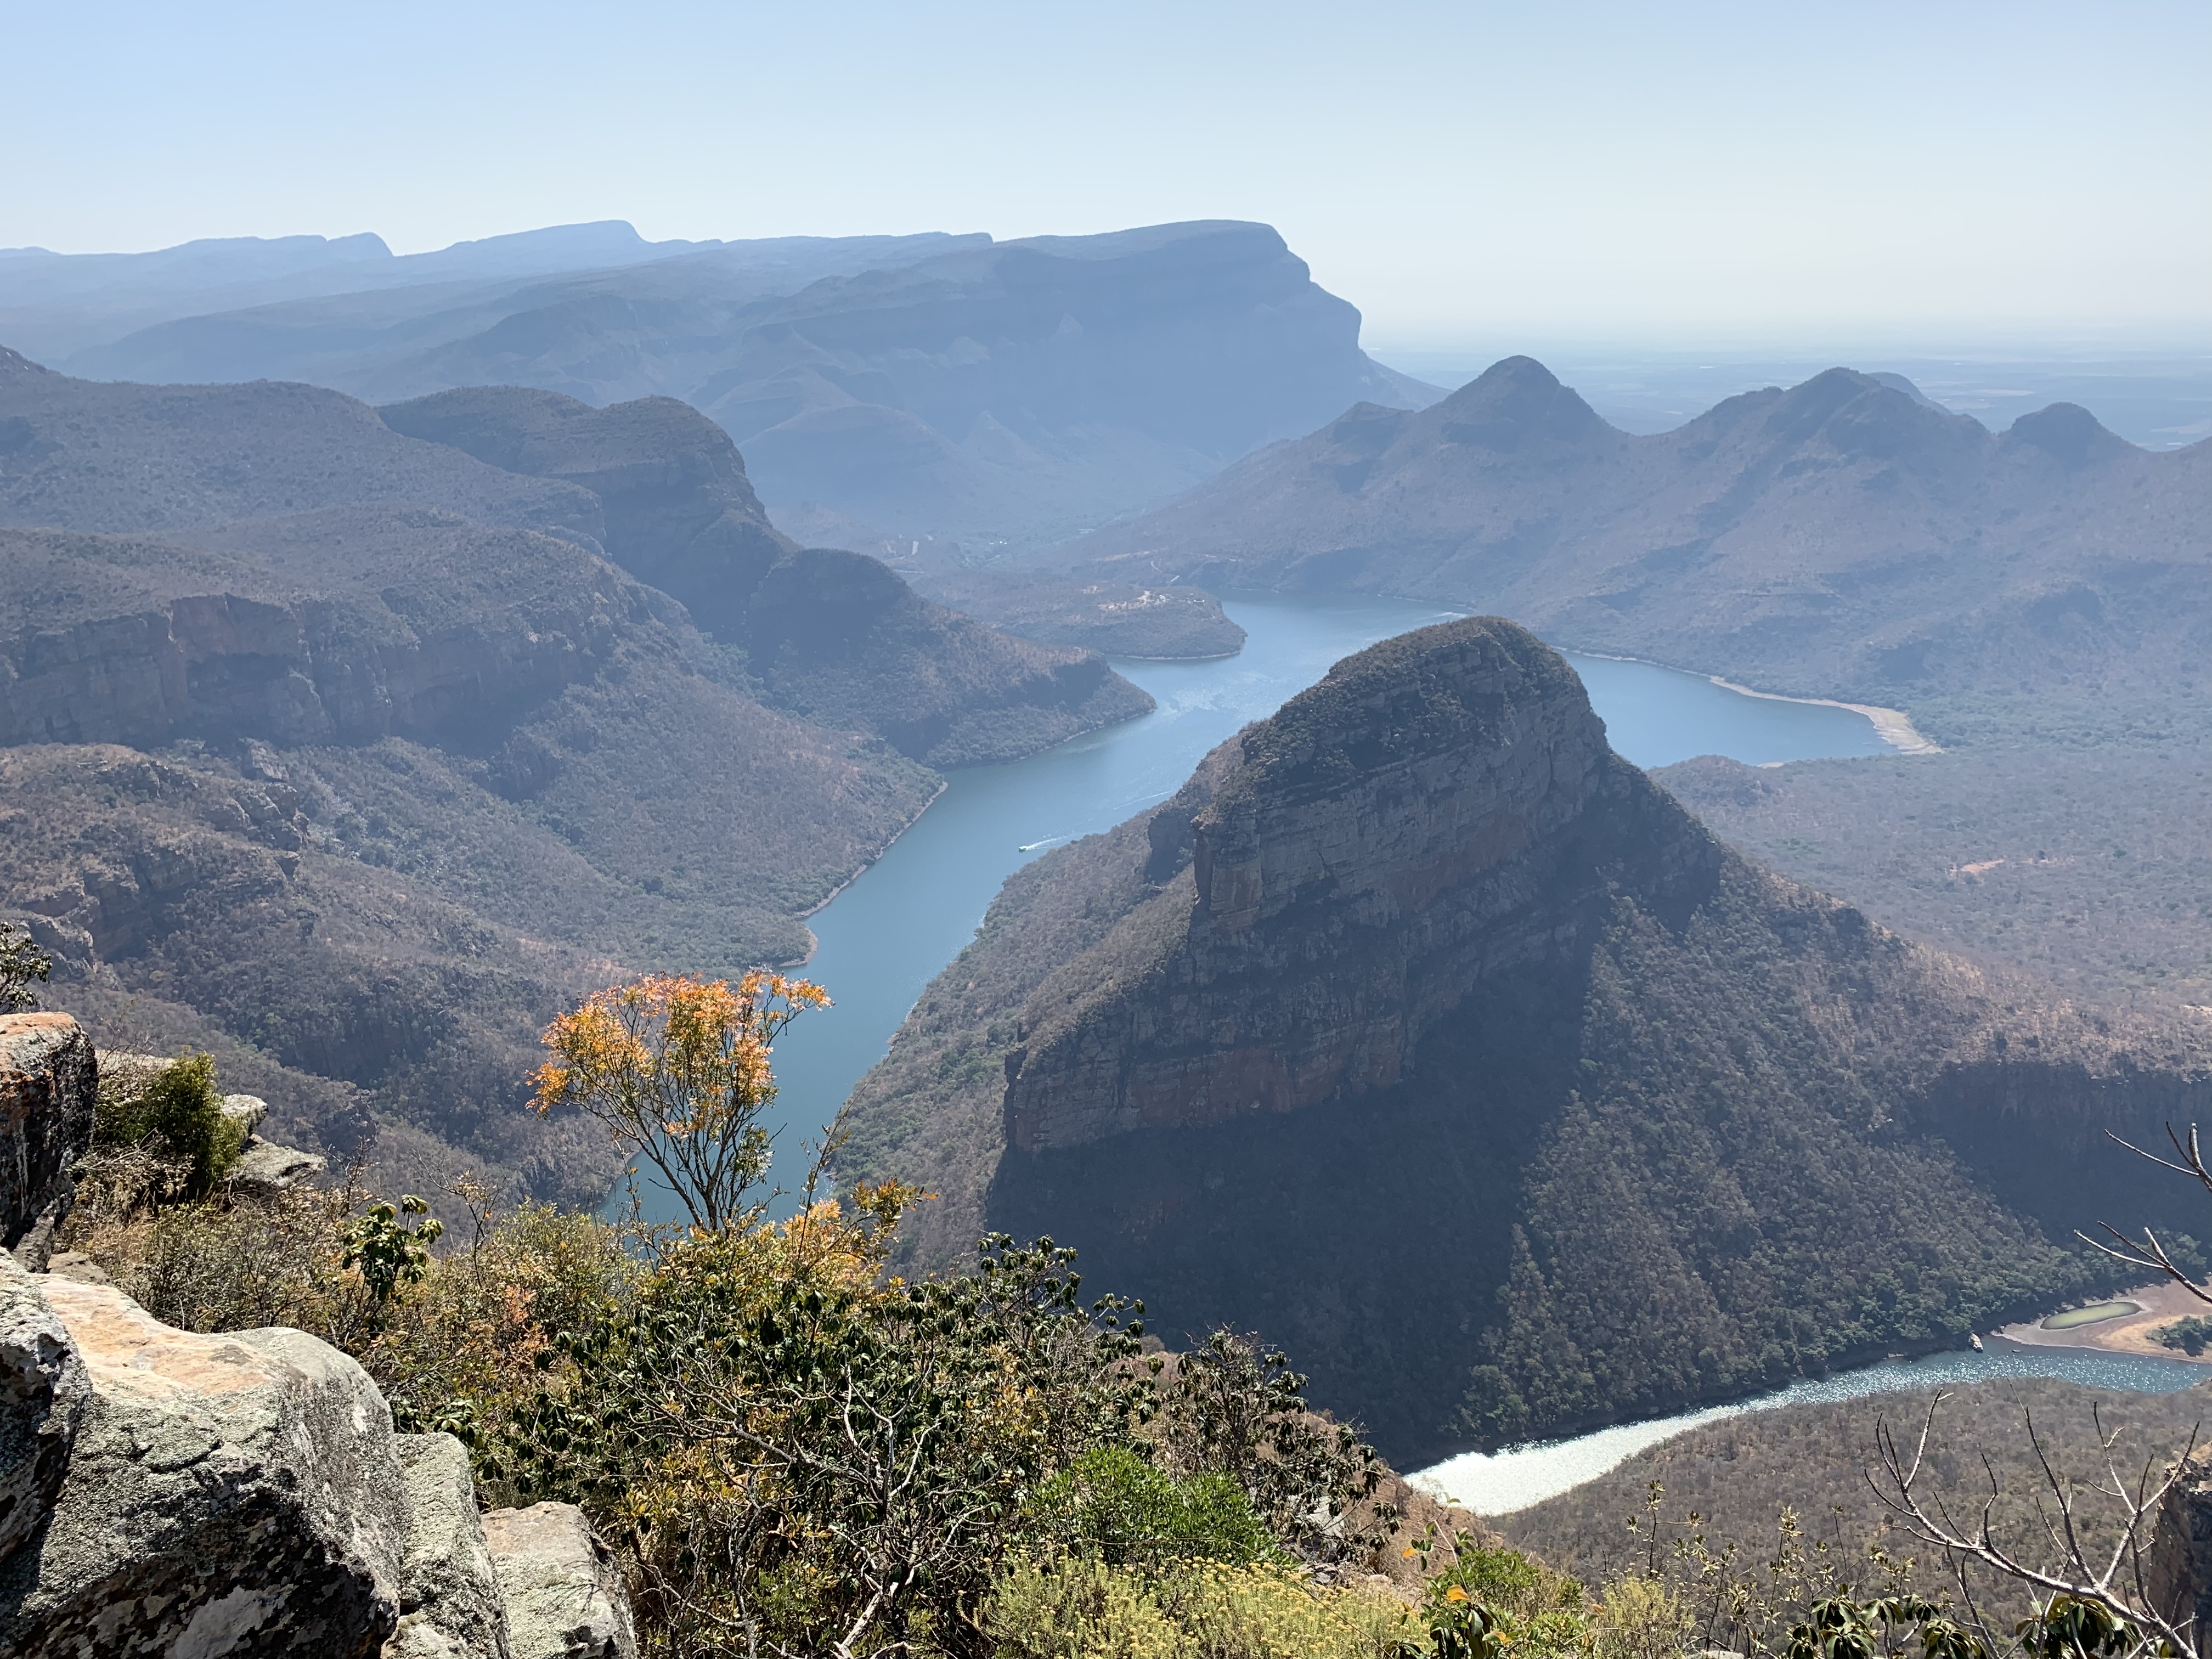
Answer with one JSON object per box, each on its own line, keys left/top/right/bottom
{"left": 5, "top": 9, "right": 2212, "bottom": 1652}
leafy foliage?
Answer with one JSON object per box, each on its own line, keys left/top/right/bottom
{"left": 1414, "top": 1542, "right": 1587, "bottom": 1659}
{"left": 0, "top": 919, "right": 49, "bottom": 1013}
{"left": 343, "top": 1195, "right": 445, "bottom": 1302}
{"left": 532, "top": 970, "right": 831, "bottom": 1229}
{"left": 93, "top": 1051, "right": 247, "bottom": 1198}
{"left": 2151, "top": 1314, "right": 2212, "bottom": 1355}
{"left": 983, "top": 1556, "right": 1417, "bottom": 1659}
{"left": 1029, "top": 1446, "right": 1279, "bottom": 1570}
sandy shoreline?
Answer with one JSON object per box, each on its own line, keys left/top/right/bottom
{"left": 1703, "top": 673, "right": 1944, "bottom": 755}
{"left": 1993, "top": 1279, "right": 2212, "bottom": 1366}
{"left": 1566, "top": 646, "right": 1943, "bottom": 756}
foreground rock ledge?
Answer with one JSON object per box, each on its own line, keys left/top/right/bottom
{"left": 0, "top": 1274, "right": 413, "bottom": 1656}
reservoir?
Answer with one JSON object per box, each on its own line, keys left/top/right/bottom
{"left": 706, "top": 593, "right": 1903, "bottom": 1196}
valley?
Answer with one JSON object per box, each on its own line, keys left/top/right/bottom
{"left": 635, "top": 594, "right": 1911, "bottom": 1223}
{"left": 14, "top": 13, "right": 2212, "bottom": 1654}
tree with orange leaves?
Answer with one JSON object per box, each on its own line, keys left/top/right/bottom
{"left": 531, "top": 971, "right": 831, "bottom": 1231}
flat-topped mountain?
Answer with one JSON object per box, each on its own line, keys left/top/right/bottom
{"left": 838, "top": 617, "right": 2212, "bottom": 1463}
{"left": 2, "top": 223, "right": 978, "bottom": 365}
{"left": 46, "top": 223, "right": 1442, "bottom": 546}
{"left": 1060, "top": 357, "right": 2212, "bottom": 743}
{"left": 1, "top": 350, "right": 1148, "bottom": 766}
{"left": 380, "top": 385, "right": 1147, "bottom": 760}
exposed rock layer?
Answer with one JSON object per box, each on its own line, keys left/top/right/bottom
{"left": 0, "top": 1014, "right": 94, "bottom": 1269}
{"left": 841, "top": 619, "right": 2212, "bottom": 1461}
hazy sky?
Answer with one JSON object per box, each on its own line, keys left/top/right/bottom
{"left": 8, "top": 0, "right": 2208, "bottom": 348}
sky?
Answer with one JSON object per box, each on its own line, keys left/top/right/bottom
{"left": 7, "top": 0, "right": 2209, "bottom": 350}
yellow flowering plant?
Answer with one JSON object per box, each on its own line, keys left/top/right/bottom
{"left": 531, "top": 971, "right": 830, "bottom": 1231}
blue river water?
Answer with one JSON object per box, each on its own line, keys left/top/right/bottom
{"left": 1412, "top": 1343, "right": 2210, "bottom": 1516}
{"left": 609, "top": 591, "right": 2197, "bottom": 1507}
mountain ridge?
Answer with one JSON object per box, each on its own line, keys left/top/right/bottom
{"left": 34, "top": 223, "right": 1446, "bottom": 548}
{"left": 1057, "top": 357, "right": 2212, "bottom": 745}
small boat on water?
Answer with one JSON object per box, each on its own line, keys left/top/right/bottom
{"left": 1970, "top": 1333, "right": 1985, "bottom": 1352}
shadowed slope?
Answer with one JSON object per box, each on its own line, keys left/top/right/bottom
{"left": 839, "top": 618, "right": 2212, "bottom": 1464}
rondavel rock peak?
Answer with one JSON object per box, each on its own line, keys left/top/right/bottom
{"left": 838, "top": 617, "right": 2212, "bottom": 1462}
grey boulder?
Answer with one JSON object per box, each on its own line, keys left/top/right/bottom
{"left": 0, "top": 1278, "right": 411, "bottom": 1657}
{"left": 230, "top": 1135, "right": 329, "bottom": 1195}
{"left": 0, "top": 1257, "right": 86, "bottom": 1566}
{"left": 386, "top": 1432, "right": 513, "bottom": 1659}
{"left": 484, "top": 1503, "right": 638, "bottom": 1659}
{"left": 1, "top": 1014, "right": 95, "bottom": 1271}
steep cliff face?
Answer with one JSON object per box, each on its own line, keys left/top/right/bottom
{"left": 378, "top": 386, "right": 792, "bottom": 635}
{"left": 840, "top": 618, "right": 2212, "bottom": 1463}
{"left": 0, "top": 512, "right": 652, "bottom": 751}
{"left": 1002, "top": 622, "right": 1717, "bottom": 1152}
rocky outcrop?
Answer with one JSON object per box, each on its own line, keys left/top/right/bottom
{"left": 0, "top": 1260, "right": 634, "bottom": 1658}
{"left": 2148, "top": 1443, "right": 2212, "bottom": 1643}
{"left": 1001, "top": 619, "right": 1712, "bottom": 1152}
{"left": 0, "top": 1276, "right": 413, "bottom": 1656}
{"left": 0, "top": 1014, "right": 94, "bottom": 1271}
{"left": 389, "top": 1434, "right": 512, "bottom": 1659}
{"left": 484, "top": 1503, "right": 637, "bottom": 1659}
{"left": 0, "top": 1255, "right": 86, "bottom": 1566}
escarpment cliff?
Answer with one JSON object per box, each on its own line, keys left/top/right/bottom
{"left": 0, "top": 512, "right": 655, "bottom": 752}
{"left": 839, "top": 617, "right": 2212, "bottom": 1464}
{"left": 0, "top": 349, "right": 1156, "bottom": 1202}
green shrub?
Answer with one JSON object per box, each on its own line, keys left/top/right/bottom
{"left": 1031, "top": 1446, "right": 1280, "bottom": 1570}
{"left": 96, "top": 1053, "right": 247, "bottom": 1197}
{"left": 2153, "top": 1314, "right": 2212, "bottom": 1356}
{"left": 1420, "top": 1546, "right": 1587, "bottom": 1659}
{"left": 985, "top": 1555, "right": 1414, "bottom": 1659}
{"left": 0, "top": 922, "right": 49, "bottom": 1013}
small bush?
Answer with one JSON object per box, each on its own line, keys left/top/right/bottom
{"left": 1032, "top": 1446, "right": 1281, "bottom": 1569}
{"left": 0, "top": 922, "right": 50, "bottom": 1013}
{"left": 986, "top": 1555, "right": 1414, "bottom": 1659}
{"left": 1420, "top": 1545, "right": 1587, "bottom": 1659}
{"left": 1590, "top": 1575, "right": 1694, "bottom": 1659}
{"left": 95, "top": 1052, "right": 246, "bottom": 1198}
{"left": 2153, "top": 1314, "right": 2212, "bottom": 1356}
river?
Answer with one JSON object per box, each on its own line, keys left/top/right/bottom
{"left": 1409, "top": 1344, "right": 2210, "bottom": 1517}
{"left": 628, "top": 592, "right": 2196, "bottom": 1516}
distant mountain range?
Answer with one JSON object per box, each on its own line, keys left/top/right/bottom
{"left": 838, "top": 617, "right": 2212, "bottom": 1463}
{"left": 0, "top": 346, "right": 1152, "bottom": 1204}
{"left": 1058, "top": 357, "right": 2212, "bottom": 744}
{"left": 9, "top": 221, "right": 1443, "bottom": 549}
